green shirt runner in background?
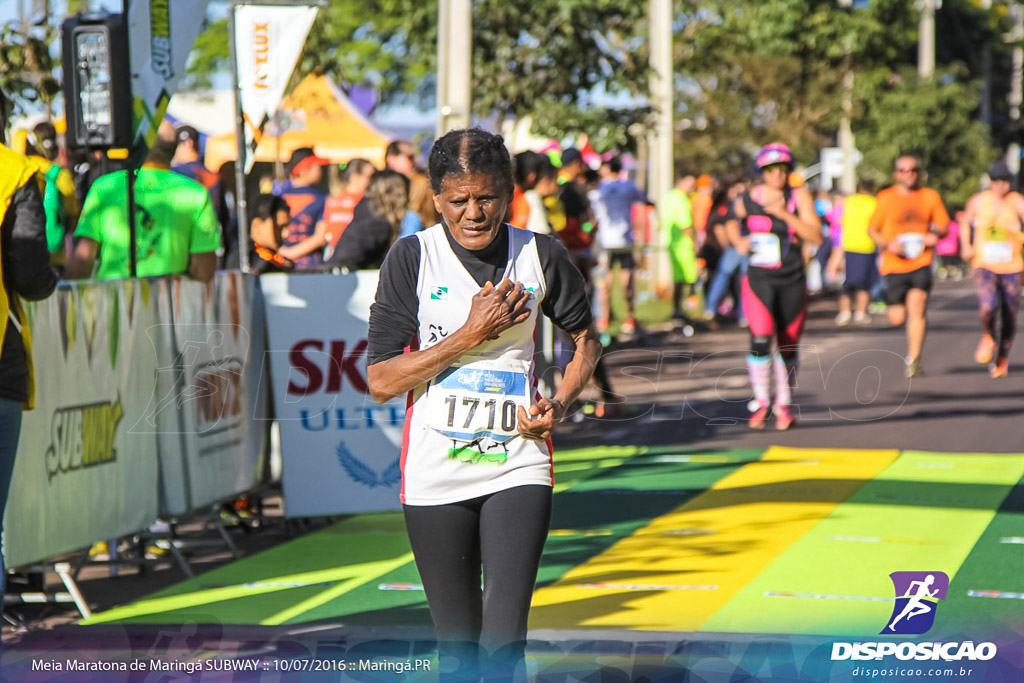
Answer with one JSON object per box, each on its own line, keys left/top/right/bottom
{"left": 75, "top": 167, "right": 221, "bottom": 280}
{"left": 662, "top": 187, "right": 698, "bottom": 284}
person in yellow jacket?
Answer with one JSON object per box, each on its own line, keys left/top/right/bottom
{"left": 960, "top": 160, "right": 1024, "bottom": 378}
{"left": 0, "top": 88, "right": 58, "bottom": 596}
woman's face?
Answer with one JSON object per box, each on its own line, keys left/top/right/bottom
{"left": 433, "top": 172, "right": 512, "bottom": 250}
{"left": 761, "top": 164, "right": 789, "bottom": 190}
{"left": 535, "top": 174, "right": 559, "bottom": 198}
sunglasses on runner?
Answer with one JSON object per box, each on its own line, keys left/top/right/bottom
{"left": 896, "top": 166, "right": 920, "bottom": 174}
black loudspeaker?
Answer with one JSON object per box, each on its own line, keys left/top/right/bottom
{"left": 62, "top": 13, "right": 133, "bottom": 150}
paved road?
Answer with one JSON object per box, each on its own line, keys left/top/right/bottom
{"left": 557, "top": 277, "right": 1022, "bottom": 455}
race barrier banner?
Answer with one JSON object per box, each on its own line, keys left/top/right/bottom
{"left": 143, "top": 273, "right": 268, "bottom": 517}
{"left": 4, "top": 273, "right": 269, "bottom": 569}
{"left": 261, "top": 272, "right": 404, "bottom": 517}
{"left": 4, "top": 280, "right": 162, "bottom": 570}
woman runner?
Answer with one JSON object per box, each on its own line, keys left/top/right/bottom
{"left": 726, "top": 143, "right": 822, "bottom": 429}
{"left": 366, "top": 128, "right": 601, "bottom": 680}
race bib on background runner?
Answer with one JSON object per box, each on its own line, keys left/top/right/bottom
{"left": 899, "top": 233, "right": 926, "bottom": 260}
{"left": 749, "top": 232, "right": 783, "bottom": 268}
{"left": 982, "top": 240, "right": 1013, "bottom": 265}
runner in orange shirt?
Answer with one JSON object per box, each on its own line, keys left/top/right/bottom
{"left": 868, "top": 155, "right": 951, "bottom": 378}
{"left": 959, "top": 160, "right": 1024, "bottom": 378}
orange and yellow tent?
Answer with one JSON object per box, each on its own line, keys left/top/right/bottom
{"left": 204, "top": 74, "right": 390, "bottom": 171}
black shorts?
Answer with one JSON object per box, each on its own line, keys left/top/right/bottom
{"left": 607, "top": 249, "right": 636, "bottom": 271}
{"left": 884, "top": 266, "right": 932, "bottom": 305}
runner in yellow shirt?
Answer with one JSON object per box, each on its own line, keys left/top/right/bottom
{"left": 828, "top": 180, "right": 878, "bottom": 326}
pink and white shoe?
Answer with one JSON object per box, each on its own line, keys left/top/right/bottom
{"left": 749, "top": 403, "right": 770, "bottom": 430}
{"left": 775, "top": 404, "right": 796, "bottom": 431}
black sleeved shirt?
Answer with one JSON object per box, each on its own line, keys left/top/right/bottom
{"left": 327, "top": 200, "right": 394, "bottom": 271}
{"left": 1, "top": 180, "right": 59, "bottom": 403}
{"left": 367, "top": 223, "right": 593, "bottom": 365}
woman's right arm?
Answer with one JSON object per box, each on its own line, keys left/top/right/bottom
{"left": 367, "top": 279, "right": 532, "bottom": 403}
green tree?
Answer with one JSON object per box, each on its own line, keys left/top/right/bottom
{"left": 854, "top": 66, "right": 993, "bottom": 206}
{"left": 0, "top": 20, "right": 60, "bottom": 116}
{"left": 671, "top": 0, "right": 1002, "bottom": 188}
{"left": 184, "top": 17, "right": 230, "bottom": 91}
{"left": 186, "top": 0, "right": 649, "bottom": 147}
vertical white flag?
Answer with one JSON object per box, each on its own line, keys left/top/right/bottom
{"left": 128, "top": 0, "right": 212, "bottom": 151}
{"left": 234, "top": 4, "right": 319, "bottom": 172}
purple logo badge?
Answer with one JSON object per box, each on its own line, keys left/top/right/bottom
{"left": 882, "top": 571, "right": 949, "bottom": 635}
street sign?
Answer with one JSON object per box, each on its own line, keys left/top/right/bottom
{"left": 820, "top": 147, "right": 863, "bottom": 185}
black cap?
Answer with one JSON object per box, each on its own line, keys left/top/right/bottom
{"left": 176, "top": 125, "right": 200, "bottom": 148}
{"left": 989, "top": 160, "right": 1013, "bottom": 182}
{"left": 288, "top": 146, "right": 329, "bottom": 175}
{"left": 561, "top": 147, "right": 583, "bottom": 166}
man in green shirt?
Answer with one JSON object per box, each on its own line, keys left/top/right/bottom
{"left": 662, "top": 174, "right": 698, "bottom": 320}
{"left": 68, "top": 121, "right": 220, "bottom": 282}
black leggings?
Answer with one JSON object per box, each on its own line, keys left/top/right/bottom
{"left": 404, "top": 485, "right": 552, "bottom": 678}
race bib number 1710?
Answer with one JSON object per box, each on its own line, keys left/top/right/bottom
{"left": 426, "top": 362, "right": 530, "bottom": 445}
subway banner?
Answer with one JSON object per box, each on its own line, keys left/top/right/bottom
{"left": 233, "top": 3, "right": 319, "bottom": 172}
{"left": 145, "top": 273, "right": 268, "bottom": 517}
{"left": 4, "top": 280, "right": 162, "bottom": 570}
{"left": 261, "top": 273, "right": 404, "bottom": 517}
{"left": 127, "top": 0, "right": 211, "bottom": 150}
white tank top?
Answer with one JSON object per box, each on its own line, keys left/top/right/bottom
{"left": 401, "top": 224, "right": 554, "bottom": 505}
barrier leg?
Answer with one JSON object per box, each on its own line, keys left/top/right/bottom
{"left": 211, "top": 515, "right": 240, "bottom": 559}
{"left": 54, "top": 562, "right": 92, "bottom": 619}
{"left": 153, "top": 539, "right": 195, "bottom": 578}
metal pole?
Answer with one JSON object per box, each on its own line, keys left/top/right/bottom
{"left": 648, "top": 0, "right": 673, "bottom": 207}
{"left": 1009, "top": 1, "right": 1024, "bottom": 177}
{"left": 447, "top": 0, "right": 472, "bottom": 131}
{"left": 123, "top": 0, "right": 138, "bottom": 278}
{"left": 918, "top": 0, "right": 936, "bottom": 79}
{"left": 228, "top": 3, "right": 250, "bottom": 272}
{"left": 436, "top": 0, "right": 449, "bottom": 138}
{"left": 838, "top": 0, "right": 855, "bottom": 194}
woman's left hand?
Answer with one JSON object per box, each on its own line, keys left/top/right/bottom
{"left": 762, "top": 197, "right": 790, "bottom": 221}
{"left": 517, "top": 398, "right": 565, "bottom": 441}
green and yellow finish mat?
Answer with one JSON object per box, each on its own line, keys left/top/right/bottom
{"left": 83, "top": 446, "right": 1024, "bottom": 640}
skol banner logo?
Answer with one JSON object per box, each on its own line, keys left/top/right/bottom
{"left": 45, "top": 399, "right": 124, "bottom": 482}
{"left": 882, "top": 571, "right": 949, "bottom": 635}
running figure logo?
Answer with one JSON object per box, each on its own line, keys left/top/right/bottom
{"left": 882, "top": 571, "right": 949, "bottom": 635}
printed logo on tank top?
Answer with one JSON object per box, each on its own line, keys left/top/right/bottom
{"left": 981, "top": 226, "right": 1014, "bottom": 264}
